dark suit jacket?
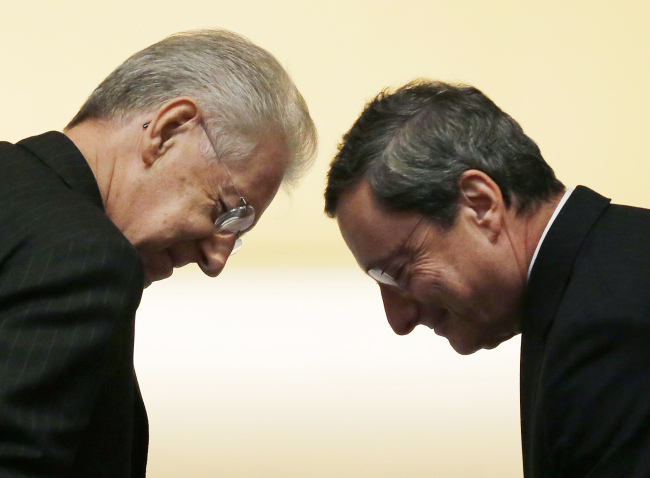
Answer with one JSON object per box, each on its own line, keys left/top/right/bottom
{"left": 521, "top": 186, "right": 650, "bottom": 477}
{"left": 0, "top": 132, "right": 148, "bottom": 477}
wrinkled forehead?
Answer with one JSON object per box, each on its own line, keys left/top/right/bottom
{"left": 229, "top": 134, "right": 290, "bottom": 230}
{"left": 335, "top": 180, "right": 420, "bottom": 270}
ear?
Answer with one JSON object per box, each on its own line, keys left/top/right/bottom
{"left": 141, "top": 97, "right": 201, "bottom": 166}
{"left": 457, "top": 169, "right": 506, "bottom": 241}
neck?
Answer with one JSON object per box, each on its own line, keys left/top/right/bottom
{"left": 521, "top": 192, "right": 567, "bottom": 272}
{"left": 64, "top": 116, "right": 147, "bottom": 209}
{"left": 500, "top": 192, "right": 566, "bottom": 286}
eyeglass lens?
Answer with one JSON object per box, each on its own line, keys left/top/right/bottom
{"left": 214, "top": 202, "right": 255, "bottom": 256}
{"left": 368, "top": 268, "right": 399, "bottom": 287}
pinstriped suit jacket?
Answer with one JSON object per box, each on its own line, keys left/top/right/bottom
{"left": 0, "top": 132, "right": 148, "bottom": 477}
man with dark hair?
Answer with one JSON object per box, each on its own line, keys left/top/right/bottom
{"left": 325, "top": 80, "right": 650, "bottom": 477}
{"left": 0, "top": 29, "right": 316, "bottom": 477}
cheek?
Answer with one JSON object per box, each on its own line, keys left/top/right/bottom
{"left": 474, "top": 262, "right": 524, "bottom": 320}
{"left": 448, "top": 250, "right": 515, "bottom": 316}
{"left": 410, "top": 265, "right": 472, "bottom": 309}
{"left": 128, "top": 209, "right": 189, "bottom": 250}
{"left": 407, "top": 266, "right": 445, "bottom": 301}
{"left": 157, "top": 195, "right": 210, "bottom": 235}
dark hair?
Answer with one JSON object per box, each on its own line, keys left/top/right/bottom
{"left": 325, "top": 80, "right": 564, "bottom": 225}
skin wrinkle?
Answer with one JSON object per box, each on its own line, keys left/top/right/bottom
{"left": 389, "top": 224, "right": 458, "bottom": 334}
{"left": 413, "top": 276, "right": 447, "bottom": 333}
{"left": 505, "top": 216, "right": 530, "bottom": 287}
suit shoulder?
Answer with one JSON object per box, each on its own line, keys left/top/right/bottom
{"left": 0, "top": 140, "right": 130, "bottom": 259}
{"left": 560, "top": 203, "right": 650, "bottom": 320}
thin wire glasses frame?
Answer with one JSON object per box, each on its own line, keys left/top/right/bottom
{"left": 367, "top": 217, "right": 424, "bottom": 287}
{"left": 143, "top": 120, "right": 255, "bottom": 256}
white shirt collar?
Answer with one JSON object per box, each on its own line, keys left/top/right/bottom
{"left": 527, "top": 188, "right": 574, "bottom": 279}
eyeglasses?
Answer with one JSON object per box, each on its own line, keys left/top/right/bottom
{"left": 199, "top": 120, "right": 255, "bottom": 255}
{"left": 368, "top": 217, "right": 423, "bottom": 287}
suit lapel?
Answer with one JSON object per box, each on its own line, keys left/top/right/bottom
{"left": 520, "top": 186, "right": 610, "bottom": 475}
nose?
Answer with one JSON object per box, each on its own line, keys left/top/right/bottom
{"left": 379, "top": 285, "right": 419, "bottom": 335}
{"left": 197, "top": 232, "right": 239, "bottom": 277}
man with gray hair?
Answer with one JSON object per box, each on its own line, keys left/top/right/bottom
{"left": 0, "top": 29, "right": 316, "bottom": 477}
{"left": 325, "top": 81, "right": 650, "bottom": 477}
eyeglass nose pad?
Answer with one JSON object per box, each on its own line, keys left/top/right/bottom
{"left": 230, "top": 237, "right": 242, "bottom": 256}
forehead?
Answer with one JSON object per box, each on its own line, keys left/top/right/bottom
{"left": 227, "top": 134, "right": 289, "bottom": 226}
{"left": 336, "top": 180, "right": 421, "bottom": 270}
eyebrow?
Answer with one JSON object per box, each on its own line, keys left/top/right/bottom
{"left": 365, "top": 244, "right": 407, "bottom": 275}
{"left": 366, "top": 217, "right": 424, "bottom": 274}
{"left": 365, "top": 255, "right": 392, "bottom": 274}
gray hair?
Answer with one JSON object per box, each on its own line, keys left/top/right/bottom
{"left": 67, "top": 29, "right": 317, "bottom": 185}
{"left": 325, "top": 80, "right": 564, "bottom": 224}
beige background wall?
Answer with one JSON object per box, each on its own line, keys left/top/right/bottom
{"left": 1, "top": 1, "right": 649, "bottom": 476}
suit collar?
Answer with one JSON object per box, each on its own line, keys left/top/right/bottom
{"left": 523, "top": 186, "right": 611, "bottom": 339}
{"left": 527, "top": 188, "right": 574, "bottom": 279}
{"left": 17, "top": 131, "right": 104, "bottom": 210}
{"left": 519, "top": 185, "right": 610, "bottom": 472}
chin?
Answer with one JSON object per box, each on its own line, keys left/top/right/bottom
{"left": 143, "top": 266, "right": 173, "bottom": 288}
{"left": 140, "top": 250, "right": 174, "bottom": 286}
{"left": 452, "top": 334, "right": 517, "bottom": 355}
{"left": 150, "top": 269, "right": 173, "bottom": 284}
{"left": 449, "top": 341, "right": 483, "bottom": 355}
{"left": 447, "top": 332, "right": 507, "bottom": 355}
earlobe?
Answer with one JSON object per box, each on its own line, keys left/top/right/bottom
{"left": 458, "top": 170, "right": 504, "bottom": 239}
{"left": 141, "top": 123, "right": 162, "bottom": 167}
